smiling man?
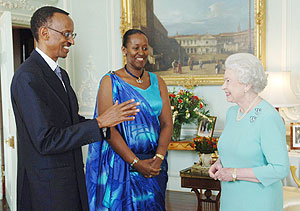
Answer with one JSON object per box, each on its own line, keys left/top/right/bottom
{"left": 10, "top": 6, "right": 140, "bottom": 211}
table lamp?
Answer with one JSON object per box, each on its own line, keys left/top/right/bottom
{"left": 260, "top": 71, "right": 299, "bottom": 109}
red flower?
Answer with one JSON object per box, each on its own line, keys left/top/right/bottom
{"left": 178, "top": 99, "right": 183, "bottom": 103}
{"left": 207, "top": 141, "right": 212, "bottom": 145}
{"left": 213, "top": 144, "right": 217, "bottom": 149}
{"left": 169, "top": 93, "right": 176, "bottom": 98}
{"left": 200, "top": 102, "right": 203, "bottom": 109}
{"left": 179, "top": 90, "right": 184, "bottom": 95}
{"left": 191, "top": 143, "right": 195, "bottom": 148}
{"left": 193, "top": 96, "right": 199, "bottom": 100}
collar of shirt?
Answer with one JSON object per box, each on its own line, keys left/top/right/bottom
{"left": 35, "top": 47, "right": 58, "bottom": 71}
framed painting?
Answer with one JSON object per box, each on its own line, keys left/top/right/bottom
{"left": 120, "top": 0, "right": 266, "bottom": 88}
{"left": 291, "top": 123, "right": 300, "bottom": 150}
{"left": 197, "top": 116, "right": 217, "bottom": 138}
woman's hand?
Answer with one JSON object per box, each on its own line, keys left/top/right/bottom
{"left": 215, "top": 168, "right": 234, "bottom": 182}
{"left": 209, "top": 158, "right": 223, "bottom": 180}
{"left": 150, "top": 156, "right": 163, "bottom": 171}
{"left": 134, "top": 158, "right": 160, "bottom": 178}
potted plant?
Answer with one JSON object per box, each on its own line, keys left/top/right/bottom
{"left": 169, "top": 89, "right": 209, "bottom": 141}
{"left": 189, "top": 136, "right": 219, "bottom": 167}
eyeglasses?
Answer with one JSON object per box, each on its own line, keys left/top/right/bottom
{"left": 47, "top": 27, "right": 77, "bottom": 40}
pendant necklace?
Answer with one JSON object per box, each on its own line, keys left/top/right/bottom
{"left": 236, "top": 96, "right": 260, "bottom": 121}
{"left": 124, "top": 65, "right": 144, "bottom": 84}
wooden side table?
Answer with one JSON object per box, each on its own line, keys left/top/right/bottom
{"left": 180, "top": 167, "right": 221, "bottom": 211}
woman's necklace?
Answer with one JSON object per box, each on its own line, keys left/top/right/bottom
{"left": 124, "top": 65, "right": 144, "bottom": 84}
{"left": 236, "top": 96, "right": 260, "bottom": 121}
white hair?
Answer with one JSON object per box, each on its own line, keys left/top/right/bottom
{"left": 225, "top": 53, "right": 267, "bottom": 93}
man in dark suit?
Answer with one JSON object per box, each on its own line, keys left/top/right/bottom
{"left": 10, "top": 6, "right": 139, "bottom": 211}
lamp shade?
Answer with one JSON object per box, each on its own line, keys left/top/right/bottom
{"left": 260, "top": 71, "right": 299, "bottom": 108}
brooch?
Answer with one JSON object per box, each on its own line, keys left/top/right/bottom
{"left": 249, "top": 108, "right": 262, "bottom": 123}
{"left": 250, "top": 116, "right": 257, "bottom": 123}
{"left": 254, "top": 108, "right": 262, "bottom": 115}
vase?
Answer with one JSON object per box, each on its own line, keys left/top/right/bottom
{"left": 200, "top": 153, "right": 212, "bottom": 167}
{"left": 172, "top": 123, "right": 182, "bottom": 141}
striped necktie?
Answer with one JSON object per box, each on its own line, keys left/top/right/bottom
{"left": 54, "top": 66, "right": 66, "bottom": 91}
{"left": 54, "top": 66, "right": 63, "bottom": 82}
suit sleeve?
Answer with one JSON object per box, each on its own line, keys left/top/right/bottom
{"left": 78, "top": 114, "right": 88, "bottom": 123}
{"left": 11, "top": 71, "right": 103, "bottom": 155}
{"left": 252, "top": 112, "right": 290, "bottom": 187}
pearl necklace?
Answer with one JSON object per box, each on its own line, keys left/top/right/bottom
{"left": 236, "top": 96, "right": 260, "bottom": 121}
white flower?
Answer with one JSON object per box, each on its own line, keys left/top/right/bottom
{"left": 185, "top": 112, "right": 190, "bottom": 118}
{"left": 172, "top": 111, "right": 178, "bottom": 123}
{"left": 171, "top": 106, "right": 174, "bottom": 110}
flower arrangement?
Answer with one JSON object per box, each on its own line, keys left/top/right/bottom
{"left": 188, "top": 136, "right": 218, "bottom": 154}
{"left": 169, "top": 89, "right": 209, "bottom": 141}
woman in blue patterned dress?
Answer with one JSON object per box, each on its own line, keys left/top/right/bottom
{"left": 86, "top": 29, "right": 173, "bottom": 210}
{"left": 209, "top": 53, "right": 289, "bottom": 211}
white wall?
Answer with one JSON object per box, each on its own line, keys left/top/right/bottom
{"left": 66, "top": 0, "right": 124, "bottom": 163}
{"left": 68, "top": 0, "right": 122, "bottom": 117}
{"left": 266, "top": 0, "right": 300, "bottom": 130}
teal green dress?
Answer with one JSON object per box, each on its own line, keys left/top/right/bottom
{"left": 218, "top": 100, "right": 289, "bottom": 211}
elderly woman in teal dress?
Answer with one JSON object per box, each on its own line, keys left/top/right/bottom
{"left": 85, "top": 29, "right": 172, "bottom": 210}
{"left": 209, "top": 53, "right": 289, "bottom": 211}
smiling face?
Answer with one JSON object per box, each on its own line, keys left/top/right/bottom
{"left": 221, "top": 68, "right": 248, "bottom": 104}
{"left": 122, "top": 33, "right": 149, "bottom": 70}
{"left": 41, "top": 12, "right": 74, "bottom": 61}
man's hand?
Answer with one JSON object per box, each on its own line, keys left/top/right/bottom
{"left": 96, "top": 99, "right": 140, "bottom": 128}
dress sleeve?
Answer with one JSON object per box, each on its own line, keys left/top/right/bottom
{"left": 253, "top": 111, "right": 290, "bottom": 187}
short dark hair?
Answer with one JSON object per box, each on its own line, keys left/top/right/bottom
{"left": 122, "top": 29, "right": 147, "bottom": 47}
{"left": 30, "top": 6, "right": 69, "bottom": 42}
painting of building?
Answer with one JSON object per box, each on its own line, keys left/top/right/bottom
{"left": 128, "top": 0, "right": 255, "bottom": 75}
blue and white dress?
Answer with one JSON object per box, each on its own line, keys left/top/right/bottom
{"left": 86, "top": 71, "right": 168, "bottom": 211}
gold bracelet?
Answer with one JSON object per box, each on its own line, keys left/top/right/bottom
{"left": 155, "top": 153, "right": 164, "bottom": 161}
{"left": 130, "top": 157, "right": 139, "bottom": 167}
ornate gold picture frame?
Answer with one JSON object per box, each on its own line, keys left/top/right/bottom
{"left": 120, "top": 0, "right": 265, "bottom": 88}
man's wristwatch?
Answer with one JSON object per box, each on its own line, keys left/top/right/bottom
{"left": 232, "top": 168, "right": 237, "bottom": 182}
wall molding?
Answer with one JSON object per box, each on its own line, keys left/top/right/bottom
{"left": 280, "top": 107, "right": 300, "bottom": 122}
{"left": 0, "top": 0, "right": 57, "bottom": 11}
{"left": 77, "top": 55, "right": 99, "bottom": 117}
{"left": 0, "top": 0, "right": 58, "bottom": 26}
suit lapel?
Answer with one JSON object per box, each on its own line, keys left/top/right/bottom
{"left": 31, "top": 50, "right": 71, "bottom": 115}
{"left": 60, "top": 70, "right": 78, "bottom": 123}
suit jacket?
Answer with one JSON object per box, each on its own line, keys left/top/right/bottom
{"left": 11, "top": 50, "right": 104, "bottom": 211}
